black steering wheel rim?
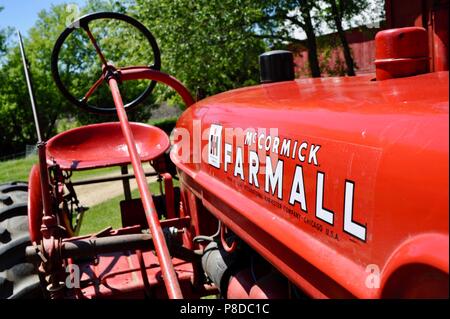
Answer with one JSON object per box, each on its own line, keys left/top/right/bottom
{"left": 51, "top": 11, "right": 161, "bottom": 114}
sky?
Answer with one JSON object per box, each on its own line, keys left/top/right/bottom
{"left": 1, "top": 0, "right": 384, "bottom": 38}
{"left": 0, "top": 0, "right": 85, "bottom": 33}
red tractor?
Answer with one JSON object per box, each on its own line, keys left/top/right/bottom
{"left": 0, "top": 11, "right": 448, "bottom": 299}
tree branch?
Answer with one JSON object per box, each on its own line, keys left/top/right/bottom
{"left": 253, "top": 34, "right": 303, "bottom": 43}
{"left": 253, "top": 12, "right": 305, "bottom": 29}
{"left": 286, "top": 15, "right": 305, "bottom": 28}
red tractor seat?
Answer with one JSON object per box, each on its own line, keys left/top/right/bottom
{"left": 46, "top": 122, "right": 170, "bottom": 170}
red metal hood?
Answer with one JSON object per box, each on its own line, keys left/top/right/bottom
{"left": 172, "top": 71, "right": 448, "bottom": 298}
{"left": 196, "top": 72, "right": 448, "bottom": 116}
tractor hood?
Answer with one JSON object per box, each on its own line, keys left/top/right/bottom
{"left": 171, "top": 71, "right": 449, "bottom": 298}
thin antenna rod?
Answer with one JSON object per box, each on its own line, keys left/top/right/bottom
{"left": 17, "top": 29, "right": 42, "bottom": 142}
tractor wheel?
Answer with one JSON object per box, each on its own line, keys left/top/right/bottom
{"left": 0, "top": 182, "right": 42, "bottom": 299}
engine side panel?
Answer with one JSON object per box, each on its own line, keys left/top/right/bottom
{"left": 172, "top": 72, "right": 449, "bottom": 298}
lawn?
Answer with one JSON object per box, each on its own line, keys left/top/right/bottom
{"left": 0, "top": 155, "right": 119, "bottom": 184}
{"left": 79, "top": 181, "right": 173, "bottom": 235}
{"left": 0, "top": 154, "right": 174, "bottom": 235}
{"left": 0, "top": 153, "right": 180, "bottom": 236}
{"left": 0, "top": 155, "right": 39, "bottom": 183}
{"left": 0, "top": 117, "right": 178, "bottom": 184}
{"left": 0, "top": 116, "right": 179, "bottom": 234}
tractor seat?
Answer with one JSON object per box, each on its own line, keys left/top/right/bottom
{"left": 46, "top": 122, "right": 170, "bottom": 171}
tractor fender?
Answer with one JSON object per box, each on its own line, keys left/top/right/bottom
{"left": 380, "top": 233, "right": 449, "bottom": 298}
{"left": 27, "top": 165, "right": 43, "bottom": 243}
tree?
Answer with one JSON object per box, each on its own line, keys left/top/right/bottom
{"left": 53, "top": 0, "right": 159, "bottom": 125}
{"left": 256, "top": 0, "right": 322, "bottom": 77}
{"left": 298, "top": 1, "right": 321, "bottom": 77}
{"left": 0, "top": 1, "right": 156, "bottom": 156}
{"left": 132, "top": 0, "right": 330, "bottom": 97}
{"left": 0, "top": 0, "right": 381, "bottom": 157}
{"left": 132, "top": 0, "right": 267, "bottom": 101}
{"left": 0, "top": 4, "right": 75, "bottom": 156}
{"left": 321, "top": 0, "right": 371, "bottom": 76}
{"left": 0, "top": 8, "right": 3, "bottom": 51}
{"left": 0, "top": 6, "right": 8, "bottom": 58}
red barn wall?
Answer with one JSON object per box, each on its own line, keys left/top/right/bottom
{"left": 293, "top": 0, "right": 448, "bottom": 77}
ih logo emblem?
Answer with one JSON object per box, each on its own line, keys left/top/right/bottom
{"left": 208, "top": 124, "right": 223, "bottom": 168}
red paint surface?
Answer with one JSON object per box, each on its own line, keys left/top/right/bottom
{"left": 375, "top": 27, "right": 429, "bottom": 80}
{"left": 172, "top": 71, "right": 449, "bottom": 298}
{"left": 385, "top": 0, "right": 448, "bottom": 72}
{"left": 119, "top": 67, "right": 195, "bottom": 107}
{"left": 46, "top": 122, "right": 170, "bottom": 170}
{"left": 78, "top": 250, "right": 201, "bottom": 299}
{"left": 27, "top": 164, "right": 43, "bottom": 242}
{"left": 108, "top": 77, "right": 183, "bottom": 299}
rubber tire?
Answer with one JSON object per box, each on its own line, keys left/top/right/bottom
{"left": 0, "top": 182, "right": 42, "bottom": 299}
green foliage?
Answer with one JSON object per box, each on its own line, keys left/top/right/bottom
{"left": 319, "top": 0, "right": 385, "bottom": 29}
{"left": 0, "top": 0, "right": 384, "bottom": 157}
{"left": 0, "top": 4, "right": 79, "bottom": 156}
{"left": 0, "top": 6, "right": 7, "bottom": 57}
{"left": 57, "top": 0, "right": 159, "bottom": 124}
{"left": 319, "top": 0, "right": 369, "bottom": 24}
{"left": 148, "top": 117, "right": 178, "bottom": 135}
{"left": 317, "top": 34, "right": 348, "bottom": 76}
{"left": 0, "top": 1, "right": 159, "bottom": 157}
{"left": 256, "top": 0, "right": 319, "bottom": 40}
{"left": 317, "top": 0, "right": 381, "bottom": 75}
{"left": 132, "top": 0, "right": 267, "bottom": 101}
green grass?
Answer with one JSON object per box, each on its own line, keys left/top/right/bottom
{"left": 0, "top": 155, "right": 39, "bottom": 183}
{"left": 0, "top": 155, "right": 119, "bottom": 184}
{"left": 0, "top": 116, "right": 178, "bottom": 184}
{"left": 0, "top": 155, "right": 176, "bottom": 236}
{"left": 67, "top": 166, "right": 119, "bottom": 181}
{"left": 79, "top": 181, "right": 178, "bottom": 235}
{"left": 0, "top": 154, "right": 175, "bottom": 236}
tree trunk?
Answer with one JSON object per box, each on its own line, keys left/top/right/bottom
{"left": 301, "top": 6, "right": 321, "bottom": 78}
{"left": 330, "top": 0, "right": 356, "bottom": 76}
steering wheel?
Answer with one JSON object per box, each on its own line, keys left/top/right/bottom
{"left": 51, "top": 12, "right": 161, "bottom": 114}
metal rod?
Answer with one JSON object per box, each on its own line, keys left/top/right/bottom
{"left": 159, "top": 216, "right": 191, "bottom": 229}
{"left": 37, "top": 142, "right": 53, "bottom": 218}
{"left": 71, "top": 171, "right": 158, "bottom": 186}
{"left": 161, "top": 173, "right": 175, "bottom": 219}
{"left": 17, "top": 29, "right": 42, "bottom": 142}
{"left": 62, "top": 233, "right": 153, "bottom": 258}
{"left": 108, "top": 77, "right": 183, "bottom": 299}
{"left": 136, "top": 249, "right": 152, "bottom": 297}
{"left": 81, "top": 74, "right": 104, "bottom": 103}
{"left": 26, "top": 233, "right": 154, "bottom": 262}
{"left": 83, "top": 25, "right": 108, "bottom": 66}
{"left": 121, "top": 165, "right": 132, "bottom": 200}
